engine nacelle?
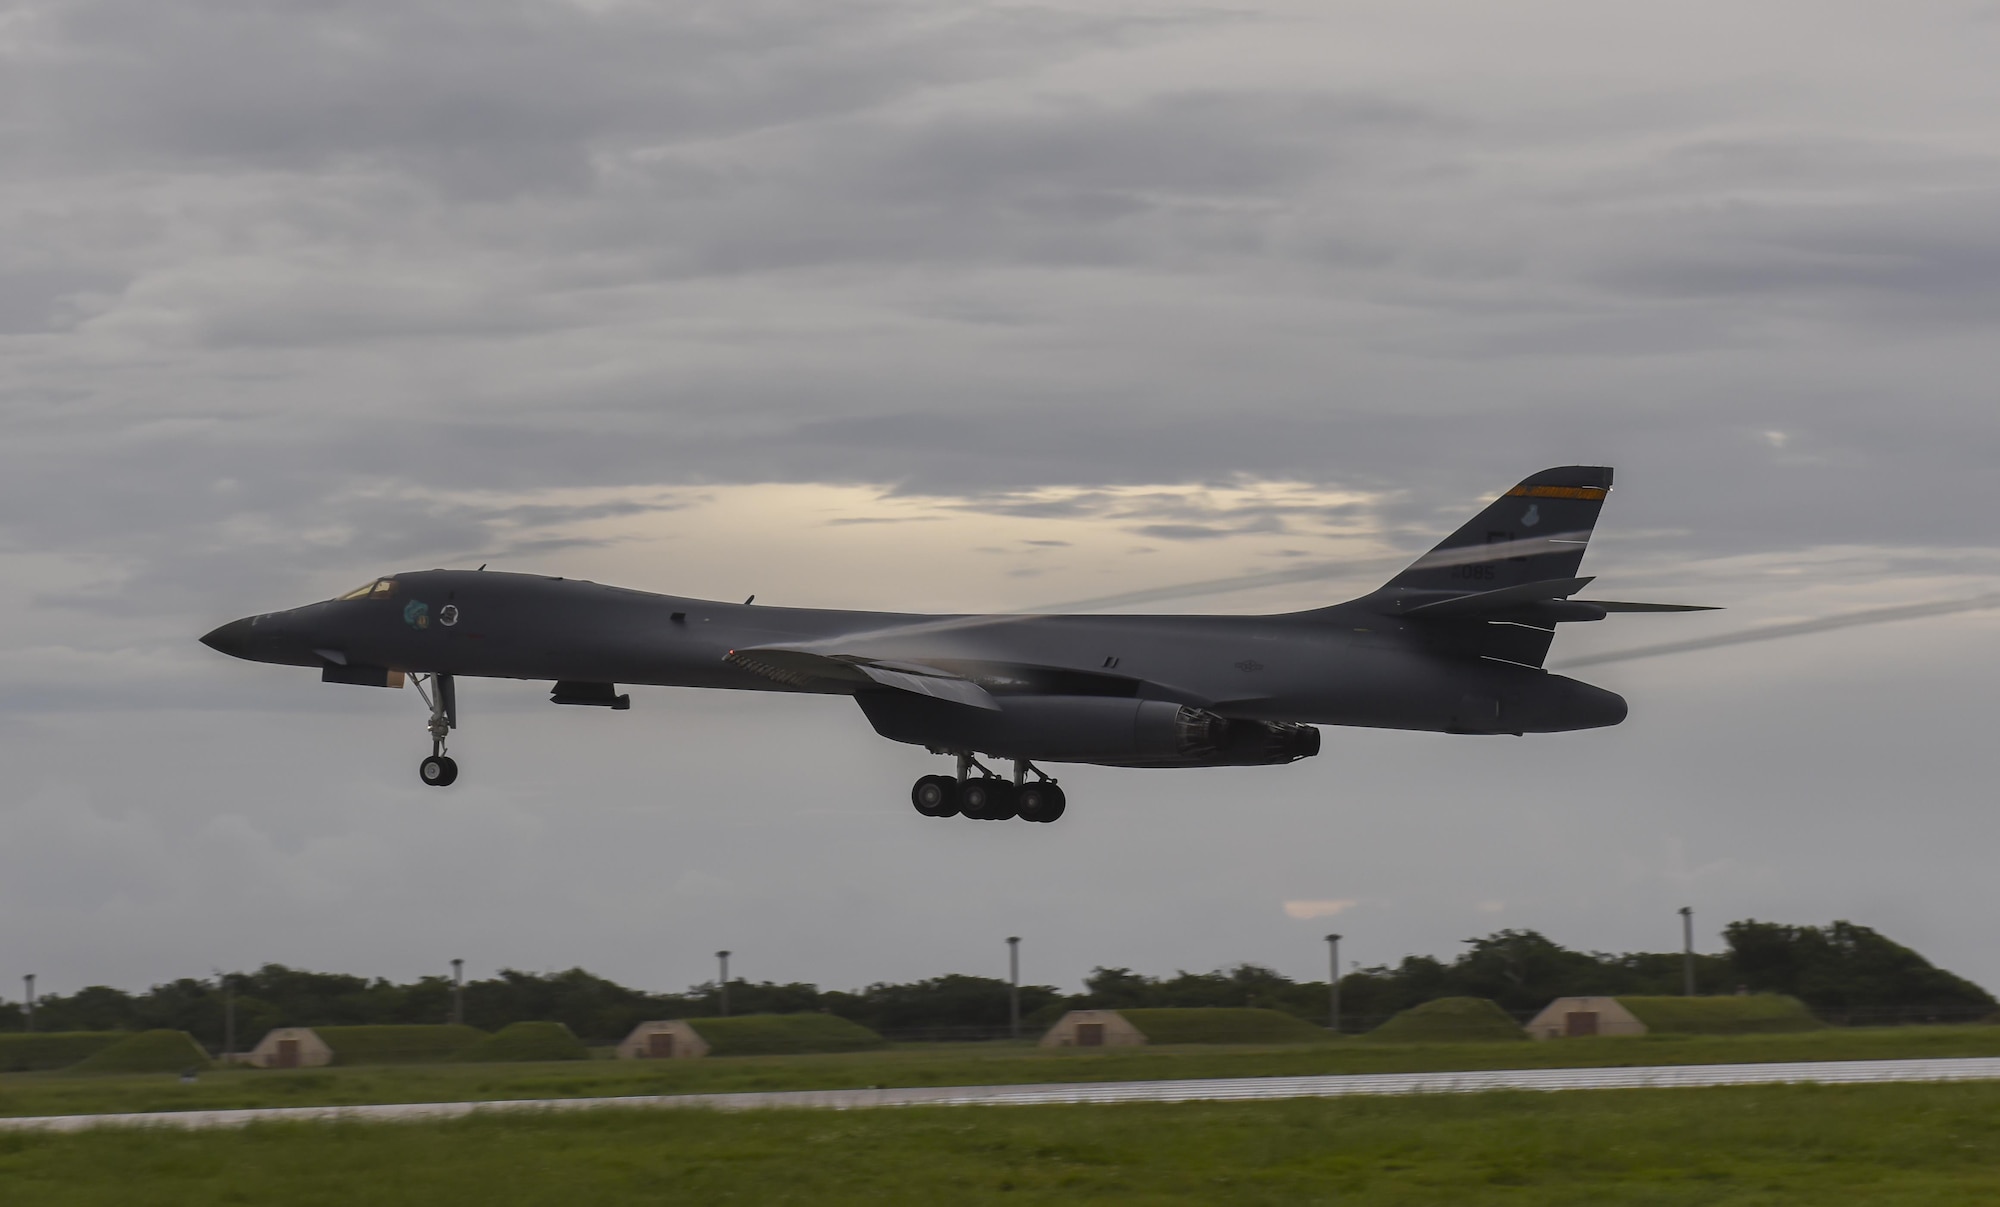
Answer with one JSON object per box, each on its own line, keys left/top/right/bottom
{"left": 855, "top": 692, "right": 1319, "bottom": 768}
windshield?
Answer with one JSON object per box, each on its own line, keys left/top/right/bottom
{"left": 335, "top": 578, "right": 398, "bottom": 601}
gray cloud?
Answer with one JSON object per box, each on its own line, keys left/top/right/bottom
{"left": 4, "top": 0, "right": 2000, "bottom": 996}
{"left": 11, "top": 1, "right": 1141, "bottom": 189}
{"left": 1130, "top": 523, "right": 1238, "bottom": 541}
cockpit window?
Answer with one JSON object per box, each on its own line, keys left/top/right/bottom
{"left": 336, "top": 578, "right": 398, "bottom": 601}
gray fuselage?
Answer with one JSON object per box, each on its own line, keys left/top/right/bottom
{"left": 203, "top": 568, "right": 1627, "bottom": 743}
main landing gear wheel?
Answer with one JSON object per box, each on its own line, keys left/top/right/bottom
{"left": 911, "top": 774, "right": 960, "bottom": 817}
{"left": 960, "top": 777, "right": 1018, "bottom": 821}
{"left": 420, "top": 754, "right": 458, "bottom": 786}
{"left": 919, "top": 754, "right": 1065, "bottom": 823}
{"left": 1017, "top": 782, "right": 1066, "bottom": 824}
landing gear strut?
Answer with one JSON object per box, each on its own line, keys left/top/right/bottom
{"left": 908, "top": 754, "right": 1064, "bottom": 823}
{"left": 414, "top": 673, "right": 458, "bottom": 787}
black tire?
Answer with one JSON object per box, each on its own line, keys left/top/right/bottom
{"left": 980, "top": 778, "right": 1019, "bottom": 821}
{"left": 1018, "top": 783, "right": 1066, "bottom": 823}
{"left": 958, "top": 778, "right": 988, "bottom": 820}
{"left": 911, "top": 774, "right": 960, "bottom": 818}
{"left": 421, "top": 755, "right": 458, "bottom": 787}
{"left": 960, "top": 777, "right": 1010, "bottom": 820}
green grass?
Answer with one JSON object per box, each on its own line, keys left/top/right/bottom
{"left": 6, "top": 1082, "right": 2000, "bottom": 1204}
{"left": 456, "top": 1022, "right": 587, "bottom": 1063}
{"left": 0, "top": 1034, "right": 124, "bottom": 1073}
{"left": 1367, "top": 997, "right": 1527, "bottom": 1043}
{"left": 1620, "top": 995, "right": 1826, "bottom": 1035}
{"left": 9, "top": 1025, "right": 2000, "bottom": 1120}
{"left": 1118, "top": 1007, "right": 1330, "bottom": 1045}
{"left": 67, "top": 1031, "right": 210, "bottom": 1075}
{"left": 682, "top": 1014, "right": 885, "bottom": 1056}
{"left": 316, "top": 1025, "right": 487, "bottom": 1066}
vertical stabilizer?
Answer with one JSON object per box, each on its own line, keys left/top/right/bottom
{"left": 1381, "top": 466, "right": 1612, "bottom": 595}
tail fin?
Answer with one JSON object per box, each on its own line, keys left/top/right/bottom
{"left": 1381, "top": 465, "right": 1612, "bottom": 595}
{"left": 1351, "top": 466, "right": 1613, "bottom": 669}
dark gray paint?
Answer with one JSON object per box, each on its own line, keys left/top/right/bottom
{"left": 203, "top": 467, "right": 1690, "bottom": 778}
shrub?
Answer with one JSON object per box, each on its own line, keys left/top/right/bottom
{"left": 1117, "top": 1008, "right": 1329, "bottom": 1045}
{"left": 69, "top": 1030, "right": 213, "bottom": 1074}
{"left": 315, "top": 1025, "right": 487, "bottom": 1065}
{"left": 456, "top": 1021, "right": 588, "bottom": 1063}
{"left": 1619, "top": 995, "right": 1825, "bottom": 1035}
{"left": 1366, "top": 997, "right": 1526, "bottom": 1043}
{"left": 680, "top": 1014, "right": 884, "bottom": 1056}
{"left": 0, "top": 1032, "right": 126, "bottom": 1072}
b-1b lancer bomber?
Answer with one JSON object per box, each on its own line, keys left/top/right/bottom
{"left": 202, "top": 466, "right": 1709, "bottom": 823}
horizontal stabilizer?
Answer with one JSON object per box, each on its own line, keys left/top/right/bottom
{"left": 1575, "top": 600, "right": 1721, "bottom": 613}
{"left": 1400, "top": 577, "right": 1595, "bottom": 618}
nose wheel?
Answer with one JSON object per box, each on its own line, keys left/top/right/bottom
{"left": 420, "top": 753, "right": 459, "bottom": 786}
{"left": 909, "top": 756, "right": 1065, "bottom": 822}
{"left": 414, "top": 673, "right": 459, "bottom": 788}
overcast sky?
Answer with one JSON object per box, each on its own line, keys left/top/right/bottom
{"left": 4, "top": 0, "right": 1999, "bottom": 1005}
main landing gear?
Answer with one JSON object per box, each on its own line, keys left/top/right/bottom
{"left": 414, "top": 672, "right": 458, "bottom": 787}
{"left": 912, "top": 755, "right": 1066, "bottom": 824}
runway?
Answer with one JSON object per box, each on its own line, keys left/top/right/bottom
{"left": 8, "top": 1056, "right": 2000, "bottom": 1133}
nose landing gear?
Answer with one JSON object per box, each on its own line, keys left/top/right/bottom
{"left": 420, "top": 752, "right": 458, "bottom": 786}
{"left": 414, "top": 673, "right": 458, "bottom": 787}
{"left": 908, "top": 755, "right": 1065, "bottom": 823}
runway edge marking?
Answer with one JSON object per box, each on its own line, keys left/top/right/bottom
{"left": 8, "top": 1057, "right": 2000, "bottom": 1133}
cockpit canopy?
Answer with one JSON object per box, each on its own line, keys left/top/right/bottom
{"left": 336, "top": 578, "right": 399, "bottom": 601}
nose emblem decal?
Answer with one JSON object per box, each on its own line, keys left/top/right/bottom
{"left": 438, "top": 604, "right": 459, "bottom": 627}
{"left": 404, "top": 600, "right": 430, "bottom": 629}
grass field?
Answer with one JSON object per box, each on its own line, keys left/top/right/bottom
{"left": 1119, "top": 1007, "right": 1328, "bottom": 1044}
{"left": 1620, "top": 995, "right": 1825, "bottom": 1035}
{"left": 317, "top": 1024, "right": 485, "bottom": 1065}
{"left": 4, "top": 1082, "right": 2000, "bottom": 1204}
{"left": 1366, "top": 997, "right": 1526, "bottom": 1043}
{"left": 0, "top": 1033, "right": 123, "bottom": 1073}
{"left": 5, "top": 1025, "right": 2000, "bottom": 1120}
{"left": 681, "top": 1013, "right": 886, "bottom": 1055}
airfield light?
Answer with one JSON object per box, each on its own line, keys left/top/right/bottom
{"left": 1678, "top": 907, "right": 1695, "bottom": 997}
{"left": 1006, "top": 937, "right": 1021, "bottom": 1041}
{"left": 1325, "top": 936, "right": 1342, "bottom": 1033}
{"left": 717, "top": 951, "right": 731, "bottom": 1017}
{"left": 451, "top": 959, "right": 465, "bottom": 1026}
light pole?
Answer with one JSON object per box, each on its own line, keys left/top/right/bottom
{"left": 1325, "top": 936, "right": 1342, "bottom": 1033}
{"left": 22, "top": 975, "right": 34, "bottom": 1033}
{"left": 716, "top": 951, "right": 731, "bottom": 1017}
{"left": 1006, "top": 937, "right": 1021, "bottom": 1041}
{"left": 451, "top": 959, "right": 465, "bottom": 1026}
{"left": 1678, "top": 907, "right": 1695, "bottom": 997}
{"left": 219, "top": 974, "right": 235, "bottom": 1063}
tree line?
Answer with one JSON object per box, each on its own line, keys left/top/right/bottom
{"left": 1, "top": 919, "right": 1988, "bottom": 1046}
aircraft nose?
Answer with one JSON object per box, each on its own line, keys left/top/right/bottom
{"left": 200, "top": 617, "right": 257, "bottom": 659}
